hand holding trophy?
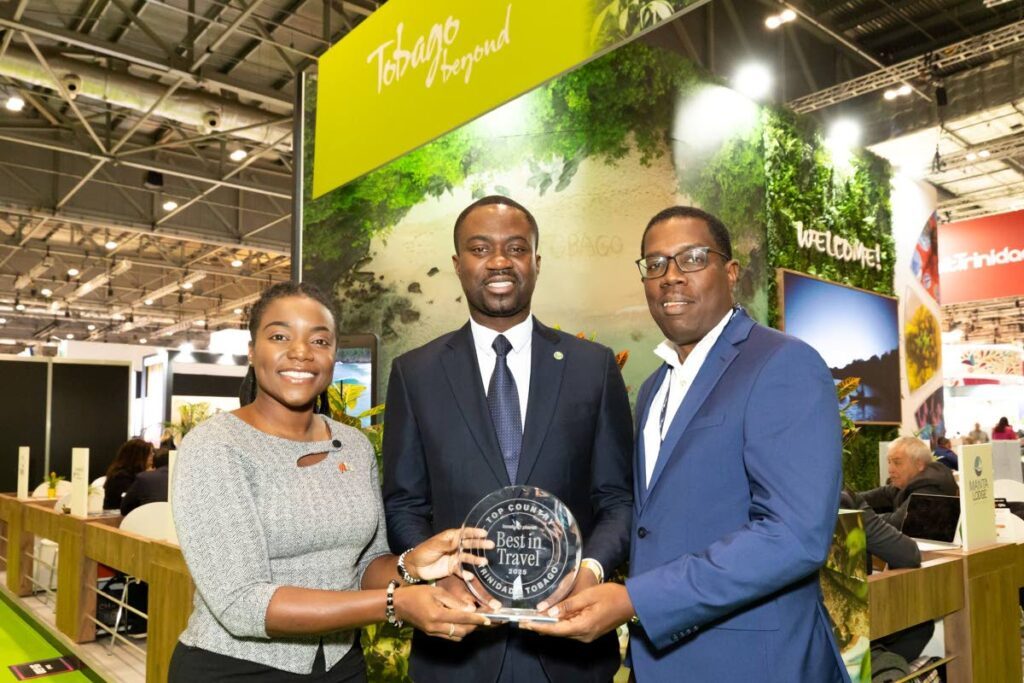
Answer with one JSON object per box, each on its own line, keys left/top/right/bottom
{"left": 458, "top": 485, "right": 582, "bottom": 623}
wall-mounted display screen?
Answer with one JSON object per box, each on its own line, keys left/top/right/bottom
{"left": 778, "top": 269, "right": 900, "bottom": 425}
{"left": 333, "top": 334, "right": 378, "bottom": 426}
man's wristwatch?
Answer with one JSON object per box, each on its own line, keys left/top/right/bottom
{"left": 581, "top": 558, "right": 604, "bottom": 583}
{"left": 398, "top": 548, "right": 423, "bottom": 584}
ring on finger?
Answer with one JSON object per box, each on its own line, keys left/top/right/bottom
{"left": 448, "top": 623, "right": 455, "bottom": 638}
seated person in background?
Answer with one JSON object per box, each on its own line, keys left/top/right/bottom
{"left": 933, "top": 436, "right": 958, "bottom": 471}
{"left": 102, "top": 438, "right": 153, "bottom": 510}
{"left": 841, "top": 491, "right": 933, "bottom": 666}
{"left": 967, "top": 422, "right": 989, "bottom": 444}
{"left": 859, "top": 436, "right": 957, "bottom": 528}
{"left": 992, "top": 416, "right": 1018, "bottom": 441}
{"left": 159, "top": 429, "right": 177, "bottom": 451}
{"left": 840, "top": 490, "right": 920, "bottom": 571}
{"left": 121, "top": 448, "right": 170, "bottom": 516}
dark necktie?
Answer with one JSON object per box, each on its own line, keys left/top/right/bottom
{"left": 488, "top": 334, "right": 522, "bottom": 484}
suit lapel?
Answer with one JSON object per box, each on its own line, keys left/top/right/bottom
{"left": 635, "top": 365, "right": 669, "bottom": 507}
{"left": 643, "top": 311, "right": 754, "bottom": 507}
{"left": 517, "top": 319, "right": 565, "bottom": 485}
{"left": 440, "top": 323, "right": 509, "bottom": 487}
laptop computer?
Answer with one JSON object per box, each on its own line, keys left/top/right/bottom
{"left": 900, "top": 493, "right": 962, "bottom": 551}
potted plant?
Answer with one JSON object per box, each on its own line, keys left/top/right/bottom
{"left": 46, "top": 471, "right": 64, "bottom": 498}
{"left": 163, "top": 401, "right": 216, "bottom": 443}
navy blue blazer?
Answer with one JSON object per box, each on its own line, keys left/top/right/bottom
{"left": 383, "top": 318, "right": 633, "bottom": 683}
{"left": 625, "top": 309, "right": 849, "bottom": 682}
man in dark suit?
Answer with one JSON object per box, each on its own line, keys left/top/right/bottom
{"left": 120, "top": 447, "right": 170, "bottom": 516}
{"left": 525, "top": 206, "right": 847, "bottom": 682}
{"left": 383, "top": 195, "right": 633, "bottom": 683}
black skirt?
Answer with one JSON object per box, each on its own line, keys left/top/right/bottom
{"left": 168, "top": 639, "right": 366, "bottom": 682}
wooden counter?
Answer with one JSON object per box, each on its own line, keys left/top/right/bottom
{"left": 868, "top": 554, "right": 963, "bottom": 640}
{"left": 937, "top": 543, "right": 1023, "bottom": 683}
{"left": 1, "top": 493, "right": 194, "bottom": 682}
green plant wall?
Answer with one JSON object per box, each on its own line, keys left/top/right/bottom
{"left": 762, "top": 109, "right": 896, "bottom": 492}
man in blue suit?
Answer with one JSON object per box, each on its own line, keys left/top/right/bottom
{"left": 525, "top": 206, "right": 848, "bottom": 682}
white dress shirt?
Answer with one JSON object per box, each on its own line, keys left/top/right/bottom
{"left": 469, "top": 314, "right": 532, "bottom": 430}
{"left": 642, "top": 309, "right": 735, "bottom": 486}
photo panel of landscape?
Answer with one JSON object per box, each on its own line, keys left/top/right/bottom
{"left": 778, "top": 269, "right": 901, "bottom": 424}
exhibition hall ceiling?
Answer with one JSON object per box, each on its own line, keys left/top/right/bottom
{"left": 2, "top": 0, "right": 1024, "bottom": 353}
{"left": 0, "top": 0, "right": 376, "bottom": 352}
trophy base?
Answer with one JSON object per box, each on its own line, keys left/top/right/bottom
{"left": 479, "top": 608, "right": 557, "bottom": 623}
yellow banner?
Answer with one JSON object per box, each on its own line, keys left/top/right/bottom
{"left": 313, "top": 1, "right": 698, "bottom": 198}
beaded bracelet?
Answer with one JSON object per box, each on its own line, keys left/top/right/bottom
{"left": 385, "top": 580, "right": 403, "bottom": 628}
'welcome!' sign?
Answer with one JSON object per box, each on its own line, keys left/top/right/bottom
{"left": 312, "top": 1, "right": 700, "bottom": 197}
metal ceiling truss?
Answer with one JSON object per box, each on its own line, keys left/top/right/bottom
{"left": 788, "top": 18, "right": 1024, "bottom": 113}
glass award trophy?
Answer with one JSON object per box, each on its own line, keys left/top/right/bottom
{"left": 459, "top": 485, "right": 581, "bottom": 623}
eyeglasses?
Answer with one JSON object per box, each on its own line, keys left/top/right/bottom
{"left": 635, "top": 246, "right": 730, "bottom": 280}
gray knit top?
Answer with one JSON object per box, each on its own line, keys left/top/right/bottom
{"left": 171, "top": 411, "right": 390, "bottom": 674}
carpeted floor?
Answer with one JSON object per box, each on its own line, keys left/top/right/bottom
{"left": 0, "top": 597, "right": 93, "bottom": 682}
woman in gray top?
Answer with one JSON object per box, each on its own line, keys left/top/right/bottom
{"left": 170, "top": 282, "right": 491, "bottom": 681}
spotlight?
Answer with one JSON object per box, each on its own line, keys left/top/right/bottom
{"left": 733, "top": 63, "right": 772, "bottom": 100}
{"left": 66, "top": 333, "right": 75, "bottom": 339}
{"left": 14, "top": 296, "right": 25, "bottom": 311}
{"left": 979, "top": 149, "right": 991, "bottom": 158}
{"left": 0, "top": 317, "right": 6, "bottom": 324}
{"left": 87, "top": 324, "right": 96, "bottom": 331}
{"left": 5, "top": 95, "right": 25, "bottom": 112}
{"left": 233, "top": 307, "right": 243, "bottom": 315}
{"left": 764, "top": 8, "right": 796, "bottom": 29}
{"left": 139, "top": 338, "right": 148, "bottom": 344}
{"left": 897, "top": 84, "right": 912, "bottom": 96}
{"left": 162, "top": 199, "right": 178, "bottom": 212}
{"left": 143, "top": 170, "right": 164, "bottom": 189}
{"left": 966, "top": 152, "right": 978, "bottom": 162}
{"left": 40, "top": 288, "right": 52, "bottom": 297}
{"left": 67, "top": 267, "right": 80, "bottom": 277}
{"left": 144, "top": 298, "right": 154, "bottom": 305}
{"left": 230, "top": 258, "right": 243, "bottom": 268}
{"left": 229, "top": 148, "right": 248, "bottom": 162}
{"left": 181, "top": 281, "right": 193, "bottom": 290}
{"left": 105, "top": 240, "right": 118, "bottom": 250}
{"left": 883, "top": 89, "right": 899, "bottom": 101}
{"left": 827, "top": 118, "right": 861, "bottom": 149}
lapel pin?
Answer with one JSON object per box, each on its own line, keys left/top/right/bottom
{"left": 553, "top": 351, "right": 564, "bottom": 360}
{"left": 338, "top": 462, "right": 350, "bottom": 474}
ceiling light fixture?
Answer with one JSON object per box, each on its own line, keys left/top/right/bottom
{"left": 0, "top": 317, "right": 6, "bottom": 324}
{"left": 66, "top": 333, "right": 74, "bottom": 339}
{"left": 162, "top": 199, "right": 178, "bottom": 211}
{"left": 40, "top": 288, "right": 52, "bottom": 297}
{"left": 966, "top": 152, "right": 978, "bottom": 161}
{"left": 67, "top": 267, "right": 80, "bottom": 277}
{"left": 105, "top": 240, "right": 118, "bottom": 250}
{"left": 87, "top": 324, "right": 96, "bottom": 331}
{"left": 733, "top": 62, "right": 772, "bottom": 100}
{"left": 233, "top": 307, "right": 243, "bottom": 315}
{"left": 231, "top": 258, "right": 243, "bottom": 268}
{"left": 229, "top": 148, "right": 248, "bottom": 162}
{"left": 978, "top": 149, "right": 991, "bottom": 158}
{"left": 144, "top": 298, "right": 154, "bottom": 305}
{"left": 139, "top": 338, "right": 148, "bottom": 344}
{"left": 5, "top": 95, "right": 25, "bottom": 112}
{"left": 181, "top": 281, "right": 193, "bottom": 290}
{"left": 765, "top": 8, "right": 796, "bottom": 29}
